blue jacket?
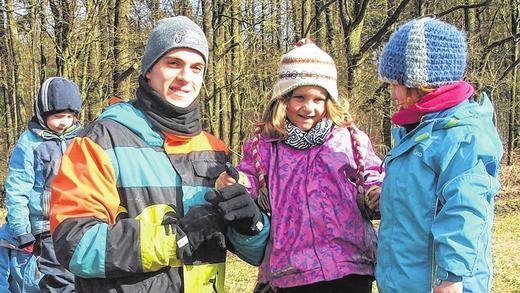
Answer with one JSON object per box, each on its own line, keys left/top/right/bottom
{"left": 376, "top": 95, "right": 502, "bottom": 293}
{"left": 5, "top": 123, "right": 81, "bottom": 242}
{"left": 0, "top": 223, "right": 41, "bottom": 293}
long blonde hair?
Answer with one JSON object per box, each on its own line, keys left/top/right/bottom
{"left": 256, "top": 91, "right": 353, "bottom": 139}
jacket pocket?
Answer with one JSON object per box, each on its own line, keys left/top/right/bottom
{"left": 191, "top": 160, "right": 226, "bottom": 187}
{"left": 192, "top": 160, "right": 225, "bottom": 179}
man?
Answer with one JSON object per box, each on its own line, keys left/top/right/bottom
{"left": 49, "top": 16, "right": 270, "bottom": 293}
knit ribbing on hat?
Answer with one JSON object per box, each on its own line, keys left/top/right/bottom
{"left": 378, "top": 17, "right": 467, "bottom": 88}
{"left": 271, "top": 40, "right": 338, "bottom": 101}
{"left": 141, "top": 16, "right": 209, "bottom": 75}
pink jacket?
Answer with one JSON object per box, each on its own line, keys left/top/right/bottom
{"left": 237, "top": 126, "right": 384, "bottom": 288}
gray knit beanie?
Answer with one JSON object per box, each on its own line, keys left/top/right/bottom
{"left": 141, "top": 16, "right": 209, "bottom": 75}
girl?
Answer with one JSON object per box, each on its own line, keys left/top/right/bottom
{"left": 375, "top": 18, "right": 503, "bottom": 293}
{"left": 215, "top": 39, "right": 384, "bottom": 293}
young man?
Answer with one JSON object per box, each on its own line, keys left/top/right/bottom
{"left": 49, "top": 16, "right": 270, "bottom": 293}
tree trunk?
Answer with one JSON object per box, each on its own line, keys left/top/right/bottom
{"left": 314, "top": 0, "right": 326, "bottom": 47}
{"left": 49, "top": 0, "right": 76, "bottom": 77}
{"left": 5, "top": 0, "right": 23, "bottom": 134}
{"left": 301, "top": 0, "right": 311, "bottom": 38}
{"left": 201, "top": 0, "right": 213, "bottom": 131}
{"left": 229, "top": 0, "right": 241, "bottom": 159}
{"left": 507, "top": 0, "right": 519, "bottom": 165}
{"left": 325, "top": 2, "right": 334, "bottom": 50}
{"left": 111, "top": 0, "right": 131, "bottom": 95}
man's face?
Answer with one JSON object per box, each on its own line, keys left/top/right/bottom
{"left": 146, "top": 48, "right": 205, "bottom": 107}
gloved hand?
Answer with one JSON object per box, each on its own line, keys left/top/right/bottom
{"left": 175, "top": 204, "right": 226, "bottom": 259}
{"left": 205, "top": 184, "right": 263, "bottom": 236}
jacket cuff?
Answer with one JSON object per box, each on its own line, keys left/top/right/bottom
{"left": 434, "top": 267, "right": 463, "bottom": 286}
{"left": 15, "top": 233, "right": 35, "bottom": 248}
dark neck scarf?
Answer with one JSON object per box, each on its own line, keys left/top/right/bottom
{"left": 284, "top": 118, "right": 333, "bottom": 150}
{"left": 134, "top": 75, "right": 202, "bottom": 136}
{"left": 392, "top": 81, "right": 474, "bottom": 126}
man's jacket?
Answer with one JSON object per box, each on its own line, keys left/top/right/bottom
{"left": 50, "top": 101, "right": 269, "bottom": 292}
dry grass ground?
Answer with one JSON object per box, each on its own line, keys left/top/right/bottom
{"left": 224, "top": 211, "right": 520, "bottom": 293}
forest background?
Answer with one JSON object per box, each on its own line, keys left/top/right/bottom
{"left": 0, "top": 0, "right": 518, "bottom": 292}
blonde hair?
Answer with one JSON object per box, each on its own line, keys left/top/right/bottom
{"left": 400, "top": 86, "right": 437, "bottom": 108}
{"left": 256, "top": 92, "right": 353, "bottom": 138}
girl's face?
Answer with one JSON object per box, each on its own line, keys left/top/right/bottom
{"left": 391, "top": 84, "right": 421, "bottom": 108}
{"left": 46, "top": 111, "right": 75, "bottom": 133}
{"left": 286, "top": 86, "right": 327, "bottom": 131}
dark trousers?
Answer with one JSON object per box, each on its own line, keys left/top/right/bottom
{"left": 35, "top": 232, "right": 75, "bottom": 293}
{"left": 256, "top": 274, "right": 373, "bottom": 293}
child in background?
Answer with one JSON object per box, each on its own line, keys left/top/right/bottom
{"left": 375, "top": 18, "right": 503, "bottom": 293}
{"left": 0, "top": 222, "right": 41, "bottom": 292}
{"left": 209, "top": 39, "right": 384, "bottom": 293}
{"left": 5, "top": 77, "right": 82, "bottom": 292}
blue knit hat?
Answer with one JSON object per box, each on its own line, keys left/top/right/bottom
{"left": 378, "top": 17, "right": 467, "bottom": 88}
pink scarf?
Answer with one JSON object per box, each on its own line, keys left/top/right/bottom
{"left": 392, "top": 81, "right": 475, "bottom": 126}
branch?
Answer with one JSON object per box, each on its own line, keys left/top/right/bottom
{"left": 484, "top": 33, "right": 520, "bottom": 54}
{"left": 0, "top": 4, "right": 33, "bottom": 13}
{"left": 499, "top": 57, "right": 520, "bottom": 81}
{"left": 350, "top": 0, "right": 370, "bottom": 32}
{"left": 359, "top": 0, "right": 411, "bottom": 55}
{"left": 303, "top": 0, "right": 337, "bottom": 38}
{"left": 113, "top": 62, "right": 139, "bottom": 86}
{"left": 429, "top": 0, "right": 492, "bottom": 18}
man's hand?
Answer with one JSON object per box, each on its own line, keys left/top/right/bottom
{"left": 205, "top": 184, "right": 263, "bottom": 235}
{"left": 433, "top": 281, "right": 463, "bottom": 293}
{"left": 176, "top": 205, "right": 226, "bottom": 259}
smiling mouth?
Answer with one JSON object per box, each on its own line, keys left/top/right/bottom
{"left": 170, "top": 87, "right": 187, "bottom": 92}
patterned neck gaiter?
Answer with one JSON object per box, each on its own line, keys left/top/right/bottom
{"left": 284, "top": 118, "right": 333, "bottom": 150}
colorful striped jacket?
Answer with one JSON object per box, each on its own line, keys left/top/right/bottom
{"left": 50, "top": 101, "right": 269, "bottom": 292}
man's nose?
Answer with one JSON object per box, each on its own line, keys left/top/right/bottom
{"left": 176, "top": 67, "right": 190, "bottom": 82}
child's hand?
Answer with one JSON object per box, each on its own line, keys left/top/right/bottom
{"left": 366, "top": 186, "right": 381, "bottom": 212}
{"left": 433, "top": 281, "right": 462, "bottom": 293}
{"left": 215, "top": 171, "right": 236, "bottom": 189}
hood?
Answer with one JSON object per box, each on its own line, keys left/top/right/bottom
{"left": 33, "top": 77, "right": 83, "bottom": 129}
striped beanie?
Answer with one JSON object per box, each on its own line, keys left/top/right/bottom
{"left": 378, "top": 17, "right": 467, "bottom": 88}
{"left": 271, "top": 39, "right": 338, "bottom": 101}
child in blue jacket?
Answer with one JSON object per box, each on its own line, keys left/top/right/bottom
{"left": 0, "top": 223, "right": 41, "bottom": 292}
{"left": 5, "top": 77, "right": 83, "bottom": 292}
{"left": 376, "top": 18, "right": 503, "bottom": 293}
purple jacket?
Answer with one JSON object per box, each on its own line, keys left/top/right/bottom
{"left": 237, "top": 126, "right": 384, "bottom": 288}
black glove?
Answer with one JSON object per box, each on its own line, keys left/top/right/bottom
{"left": 175, "top": 205, "right": 226, "bottom": 259}
{"left": 205, "top": 184, "right": 263, "bottom": 236}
